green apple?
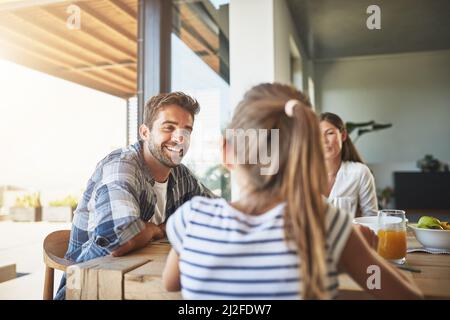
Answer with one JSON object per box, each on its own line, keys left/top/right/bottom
{"left": 417, "top": 216, "right": 444, "bottom": 229}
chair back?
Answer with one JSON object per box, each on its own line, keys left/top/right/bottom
{"left": 43, "top": 230, "right": 73, "bottom": 271}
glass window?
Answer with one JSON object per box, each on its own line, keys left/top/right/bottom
{"left": 171, "top": 0, "right": 230, "bottom": 199}
{"left": 0, "top": 0, "right": 134, "bottom": 205}
{"left": 127, "top": 97, "right": 138, "bottom": 145}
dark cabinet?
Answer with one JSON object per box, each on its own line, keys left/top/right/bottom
{"left": 394, "top": 172, "right": 450, "bottom": 210}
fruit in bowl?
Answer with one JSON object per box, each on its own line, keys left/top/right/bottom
{"left": 409, "top": 216, "right": 450, "bottom": 250}
{"left": 417, "top": 216, "right": 450, "bottom": 230}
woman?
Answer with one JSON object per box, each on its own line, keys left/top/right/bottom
{"left": 320, "top": 112, "right": 378, "bottom": 218}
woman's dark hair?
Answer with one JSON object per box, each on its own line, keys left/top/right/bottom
{"left": 319, "top": 112, "right": 364, "bottom": 163}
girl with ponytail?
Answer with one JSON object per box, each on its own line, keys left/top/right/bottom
{"left": 320, "top": 112, "right": 378, "bottom": 218}
{"left": 163, "top": 83, "right": 422, "bottom": 300}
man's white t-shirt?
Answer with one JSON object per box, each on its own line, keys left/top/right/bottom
{"left": 150, "top": 180, "right": 168, "bottom": 225}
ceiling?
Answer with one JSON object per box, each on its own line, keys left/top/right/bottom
{"left": 0, "top": 0, "right": 137, "bottom": 98}
{"left": 286, "top": 0, "right": 450, "bottom": 60}
{"left": 0, "top": 0, "right": 225, "bottom": 98}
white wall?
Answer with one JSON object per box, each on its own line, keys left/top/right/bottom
{"left": 229, "top": 0, "right": 309, "bottom": 199}
{"left": 229, "top": 0, "right": 275, "bottom": 109}
{"left": 273, "top": 0, "right": 311, "bottom": 95}
{"left": 315, "top": 50, "right": 450, "bottom": 190}
{"left": 229, "top": 0, "right": 308, "bottom": 108}
{"left": 273, "top": 0, "right": 295, "bottom": 83}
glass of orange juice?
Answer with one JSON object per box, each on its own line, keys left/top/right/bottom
{"left": 377, "top": 210, "right": 407, "bottom": 264}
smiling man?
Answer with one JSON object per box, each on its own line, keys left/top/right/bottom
{"left": 54, "top": 92, "right": 215, "bottom": 299}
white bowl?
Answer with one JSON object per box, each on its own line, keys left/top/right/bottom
{"left": 353, "top": 216, "right": 408, "bottom": 234}
{"left": 353, "top": 216, "right": 379, "bottom": 233}
{"left": 409, "top": 224, "right": 450, "bottom": 250}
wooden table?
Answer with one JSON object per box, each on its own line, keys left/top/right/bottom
{"left": 66, "top": 240, "right": 181, "bottom": 300}
{"left": 338, "top": 235, "right": 450, "bottom": 299}
{"left": 66, "top": 237, "right": 450, "bottom": 300}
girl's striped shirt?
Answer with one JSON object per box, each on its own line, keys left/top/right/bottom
{"left": 166, "top": 196, "right": 352, "bottom": 299}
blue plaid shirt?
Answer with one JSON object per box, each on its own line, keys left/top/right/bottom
{"left": 55, "top": 141, "right": 214, "bottom": 299}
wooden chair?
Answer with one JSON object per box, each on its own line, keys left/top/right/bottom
{"left": 43, "top": 230, "right": 73, "bottom": 300}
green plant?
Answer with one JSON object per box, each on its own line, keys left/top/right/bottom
{"left": 48, "top": 195, "right": 78, "bottom": 209}
{"left": 417, "top": 154, "right": 449, "bottom": 173}
{"left": 14, "top": 192, "right": 41, "bottom": 208}
{"left": 201, "top": 164, "right": 231, "bottom": 200}
{"left": 346, "top": 121, "right": 392, "bottom": 143}
{"left": 377, "top": 187, "right": 394, "bottom": 210}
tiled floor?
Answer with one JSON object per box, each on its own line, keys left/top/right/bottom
{"left": 0, "top": 220, "right": 71, "bottom": 300}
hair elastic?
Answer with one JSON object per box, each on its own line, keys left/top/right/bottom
{"left": 284, "top": 99, "right": 300, "bottom": 117}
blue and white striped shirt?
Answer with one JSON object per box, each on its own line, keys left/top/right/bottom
{"left": 166, "top": 196, "right": 352, "bottom": 300}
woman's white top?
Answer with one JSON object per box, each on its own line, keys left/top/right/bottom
{"left": 328, "top": 161, "right": 378, "bottom": 218}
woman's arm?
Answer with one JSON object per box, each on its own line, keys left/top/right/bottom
{"left": 358, "top": 166, "right": 379, "bottom": 216}
{"left": 162, "top": 248, "right": 181, "bottom": 291}
{"left": 354, "top": 224, "right": 378, "bottom": 250}
{"left": 339, "top": 226, "right": 423, "bottom": 299}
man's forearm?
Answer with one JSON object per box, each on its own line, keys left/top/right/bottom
{"left": 112, "top": 223, "right": 158, "bottom": 257}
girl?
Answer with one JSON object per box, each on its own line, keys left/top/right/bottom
{"left": 162, "top": 83, "right": 422, "bottom": 299}
{"left": 320, "top": 112, "right": 378, "bottom": 218}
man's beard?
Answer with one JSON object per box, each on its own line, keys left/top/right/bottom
{"left": 147, "top": 137, "right": 184, "bottom": 168}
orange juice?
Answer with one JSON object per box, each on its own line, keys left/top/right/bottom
{"left": 377, "top": 229, "right": 407, "bottom": 260}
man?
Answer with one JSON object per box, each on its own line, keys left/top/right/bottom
{"left": 55, "top": 92, "right": 215, "bottom": 299}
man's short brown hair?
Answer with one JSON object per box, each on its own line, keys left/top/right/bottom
{"left": 143, "top": 92, "right": 200, "bottom": 129}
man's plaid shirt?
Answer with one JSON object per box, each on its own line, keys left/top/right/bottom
{"left": 64, "top": 140, "right": 215, "bottom": 264}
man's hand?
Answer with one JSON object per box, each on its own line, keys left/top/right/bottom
{"left": 355, "top": 224, "right": 378, "bottom": 250}
{"left": 156, "top": 223, "right": 166, "bottom": 240}
{"left": 112, "top": 222, "right": 164, "bottom": 257}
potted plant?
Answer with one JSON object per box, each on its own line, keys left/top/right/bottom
{"left": 377, "top": 187, "right": 394, "bottom": 210}
{"left": 417, "top": 154, "right": 449, "bottom": 173}
{"left": 10, "top": 192, "right": 42, "bottom": 222}
{"left": 43, "top": 195, "right": 78, "bottom": 222}
{"left": 201, "top": 164, "right": 231, "bottom": 201}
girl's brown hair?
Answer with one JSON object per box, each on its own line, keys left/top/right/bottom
{"left": 227, "top": 83, "right": 329, "bottom": 299}
{"left": 319, "top": 112, "right": 364, "bottom": 163}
